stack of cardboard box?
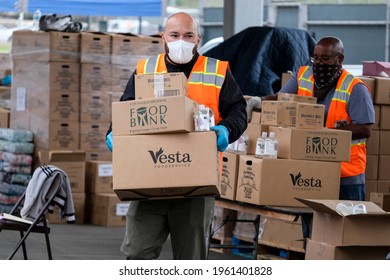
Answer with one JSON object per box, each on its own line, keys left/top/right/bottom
{"left": 111, "top": 72, "right": 220, "bottom": 201}
{"left": 221, "top": 93, "right": 354, "bottom": 258}
{"left": 8, "top": 30, "right": 165, "bottom": 224}
{"left": 359, "top": 65, "right": 390, "bottom": 211}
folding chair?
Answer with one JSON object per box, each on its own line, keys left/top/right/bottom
{"left": 0, "top": 166, "right": 70, "bottom": 260}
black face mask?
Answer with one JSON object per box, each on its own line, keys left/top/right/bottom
{"left": 312, "top": 64, "right": 342, "bottom": 89}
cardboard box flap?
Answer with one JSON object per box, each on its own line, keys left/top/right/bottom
{"left": 295, "top": 198, "right": 386, "bottom": 215}
{"left": 39, "top": 150, "right": 86, "bottom": 163}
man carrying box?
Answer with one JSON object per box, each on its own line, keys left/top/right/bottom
{"left": 106, "top": 12, "right": 247, "bottom": 260}
{"left": 264, "top": 36, "right": 375, "bottom": 201}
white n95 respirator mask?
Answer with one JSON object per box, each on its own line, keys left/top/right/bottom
{"left": 167, "top": 40, "right": 195, "bottom": 64}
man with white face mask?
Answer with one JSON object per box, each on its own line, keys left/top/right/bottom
{"left": 106, "top": 12, "right": 247, "bottom": 260}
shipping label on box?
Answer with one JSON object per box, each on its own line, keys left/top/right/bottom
{"left": 220, "top": 152, "right": 240, "bottom": 200}
{"left": 112, "top": 95, "right": 197, "bottom": 136}
{"left": 135, "top": 72, "right": 188, "bottom": 99}
{"left": 295, "top": 103, "right": 324, "bottom": 129}
{"left": 235, "top": 156, "right": 341, "bottom": 207}
{"left": 86, "top": 161, "right": 113, "bottom": 194}
{"left": 113, "top": 132, "right": 220, "bottom": 200}
{"left": 270, "top": 126, "right": 351, "bottom": 162}
{"left": 261, "top": 101, "right": 296, "bottom": 127}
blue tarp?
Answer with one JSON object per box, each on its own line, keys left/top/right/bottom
{"left": 1, "top": 0, "right": 162, "bottom": 16}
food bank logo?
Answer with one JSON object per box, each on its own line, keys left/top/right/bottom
{"left": 129, "top": 105, "right": 167, "bottom": 127}
{"left": 290, "top": 172, "right": 322, "bottom": 188}
{"left": 148, "top": 147, "right": 192, "bottom": 167}
{"left": 305, "top": 136, "right": 338, "bottom": 155}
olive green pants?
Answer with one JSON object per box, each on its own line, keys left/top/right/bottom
{"left": 121, "top": 196, "right": 215, "bottom": 260}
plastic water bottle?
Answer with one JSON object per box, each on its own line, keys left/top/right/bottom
{"left": 263, "top": 132, "right": 278, "bottom": 159}
{"left": 255, "top": 132, "right": 268, "bottom": 158}
{"left": 194, "top": 104, "right": 210, "bottom": 131}
{"left": 32, "top": 9, "right": 41, "bottom": 30}
{"left": 236, "top": 132, "right": 249, "bottom": 155}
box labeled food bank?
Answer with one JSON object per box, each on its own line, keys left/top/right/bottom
{"left": 112, "top": 95, "right": 197, "bottom": 135}
{"left": 269, "top": 126, "right": 351, "bottom": 162}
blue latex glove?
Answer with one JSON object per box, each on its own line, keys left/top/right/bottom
{"left": 210, "top": 125, "right": 229, "bottom": 152}
{"left": 1, "top": 75, "right": 12, "bottom": 86}
{"left": 106, "top": 131, "right": 113, "bottom": 152}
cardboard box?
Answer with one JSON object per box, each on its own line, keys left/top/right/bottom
{"left": 277, "top": 93, "right": 317, "bottom": 104}
{"left": 249, "top": 111, "right": 261, "bottom": 124}
{"left": 86, "top": 193, "right": 128, "bottom": 227}
{"left": 295, "top": 103, "right": 325, "bottom": 129}
{"left": 370, "top": 192, "right": 390, "bottom": 211}
{"left": 259, "top": 216, "right": 305, "bottom": 252}
{"left": 269, "top": 126, "right": 351, "bottom": 162}
{"left": 37, "top": 150, "right": 86, "bottom": 193}
{"left": 374, "top": 77, "right": 390, "bottom": 105}
{"left": 236, "top": 156, "right": 341, "bottom": 207}
{"left": 280, "top": 72, "right": 293, "bottom": 88}
{"left": 0, "top": 108, "right": 10, "bottom": 128}
{"left": 85, "top": 151, "right": 112, "bottom": 162}
{"left": 80, "top": 63, "right": 111, "bottom": 93}
{"left": 113, "top": 132, "right": 220, "bottom": 200}
{"left": 47, "top": 193, "right": 86, "bottom": 224}
{"left": 135, "top": 72, "right": 188, "bottom": 99}
{"left": 80, "top": 92, "right": 111, "bottom": 122}
{"left": 359, "top": 76, "right": 376, "bottom": 99}
{"left": 261, "top": 101, "right": 296, "bottom": 127}
{"left": 11, "top": 30, "right": 80, "bottom": 62}
{"left": 80, "top": 121, "right": 110, "bottom": 151}
{"left": 380, "top": 105, "right": 390, "bottom": 130}
{"left": 110, "top": 33, "right": 143, "bottom": 65}
{"left": 378, "top": 155, "right": 390, "bottom": 180}
{"left": 112, "top": 95, "right": 197, "bottom": 136}
{"left": 379, "top": 130, "right": 390, "bottom": 155}
{"left": 212, "top": 206, "right": 237, "bottom": 240}
{"left": 378, "top": 180, "right": 390, "bottom": 193}
{"left": 111, "top": 64, "right": 136, "bottom": 93}
{"left": 362, "top": 61, "right": 390, "bottom": 77}
{"left": 86, "top": 161, "right": 113, "bottom": 194}
{"left": 220, "top": 152, "right": 240, "bottom": 200}
{"left": 366, "top": 129, "right": 379, "bottom": 155}
{"left": 365, "top": 180, "right": 378, "bottom": 202}
{"left": 373, "top": 105, "right": 380, "bottom": 129}
{"left": 297, "top": 198, "right": 390, "bottom": 246}
{"left": 366, "top": 155, "right": 379, "bottom": 180}
{"left": 80, "top": 32, "right": 111, "bottom": 64}
{"left": 305, "top": 239, "right": 390, "bottom": 260}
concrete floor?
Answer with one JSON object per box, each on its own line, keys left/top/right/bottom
{"left": 0, "top": 223, "right": 247, "bottom": 260}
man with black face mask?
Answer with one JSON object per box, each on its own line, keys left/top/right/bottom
{"left": 278, "top": 36, "right": 375, "bottom": 201}
{"left": 105, "top": 12, "right": 247, "bottom": 260}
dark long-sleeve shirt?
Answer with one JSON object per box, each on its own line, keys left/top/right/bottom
{"left": 107, "top": 53, "right": 247, "bottom": 143}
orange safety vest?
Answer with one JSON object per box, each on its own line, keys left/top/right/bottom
{"left": 296, "top": 66, "right": 368, "bottom": 178}
{"left": 136, "top": 53, "right": 229, "bottom": 125}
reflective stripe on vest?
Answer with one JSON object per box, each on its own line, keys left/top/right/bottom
{"left": 297, "top": 66, "right": 367, "bottom": 177}
{"left": 135, "top": 54, "right": 227, "bottom": 124}
{"left": 189, "top": 57, "right": 225, "bottom": 88}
